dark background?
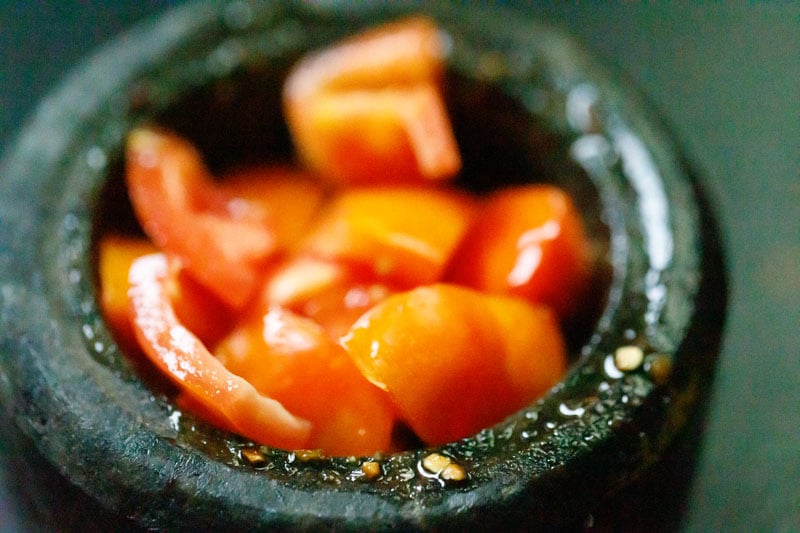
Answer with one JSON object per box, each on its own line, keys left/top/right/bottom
{"left": 1, "top": 2, "right": 797, "bottom": 531}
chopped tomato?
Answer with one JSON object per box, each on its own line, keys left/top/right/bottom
{"left": 173, "top": 391, "right": 239, "bottom": 434}
{"left": 263, "top": 255, "right": 349, "bottom": 308}
{"left": 126, "top": 128, "right": 277, "bottom": 309}
{"left": 98, "top": 234, "right": 232, "bottom": 348}
{"left": 215, "top": 306, "right": 396, "bottom": 456}
{"left": 341, "top": 284, "right": 566, "bottom": 446}
{"left": 284, "top": 16, "right": 461, "bottom": 185}
{"left": 218, "top": 164, "right": 327, "bottom": 251}
{"left": 165, "top": 261, "right": 233, "bottom": 347}
{"left": 262, "top": 255, "right": 395, "bottom": 340}
{"left": 300, "top": 186, "right": 477, "bottom": 287}
{"left": 446, "top": 185, "right": 592, "bottom": 319}
{"left": 127, "top": 253, "right": 311, "bottom": 450}
{"left": 107, "top": 18, "right": 594, "bottom": 455}
{"left": 98, "top": 234, "right": 157, "bottom": 350}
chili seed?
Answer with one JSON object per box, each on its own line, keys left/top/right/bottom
{"left": 421, "top": 452, "right": 466, "bottom": 482}
{"left": 422, "top": 452, "right": 452, "bottom": 474}
{"left": 295, "top": 449, "right": 326, "bottom": 462}
{"left": 240, "top": 448, "right": 266, "bottom": 467}
{"left": 361, "top": 461, "right": 381, "bottom": 480}
{"left": 441, "top": 463, "right": 466, "bottom": 481}
{"left": 614, "top": 345, "right": 644, "bottom": 371}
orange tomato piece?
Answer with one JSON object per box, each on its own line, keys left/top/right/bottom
{"left": 127, "top": 253, "right": 311, "bottom": 450}
{"left": 98, "top": 235, "right": 158, "bottom": 350}
{"left": 284, "top": 16, "right": 461, "bottom": 185}
{"left": 341, "top": 284, "right": 566, "bottom": 446}
{"left": 126, "top": 128, "right": 276, "bottom": 309}
{"left": 216, "top": 306, "right": 396, "bottom": 456}
{"left": 219, "top": 164, "right": 327, "bottom": 251}
{"left": 446, "top": 185, "right": 592, "bottom": 320}
{"left": 262, "top": 255, "right": 349, "bottom": 308}
{"left": 261, "top": 255, "right": 396, "bottom": 340}
{"left": 98, "top": 234, "right": 233, "bottom": 348}
{"left": 300, "top": 186, "right": 477, "bottom": 287}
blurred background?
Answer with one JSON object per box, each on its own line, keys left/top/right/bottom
{"left": 1, "top": 2, "right": 797, "bottom": 531}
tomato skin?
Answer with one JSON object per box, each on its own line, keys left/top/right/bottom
{"left": 341, "top": 284, "right": 566, "bottom": 446}
{"left": 215, "top": 306, "right": 396, "bottom": 456}
{"left": 98, "top": 235, "right": 158, "bottom": 351}
{"left": 127, "top": 253, "right": 311, "bottom": 450}
{"left": 98, "top": 234, "right": 233, "bottom": 348}
{"left": 446, "top": 185, "right": 592, "bottom": 320}
{"left": 300, "top": 186, "right": 477, "bottom": 287}
{"left": 165, "top": 261, "right": 234, "bottom": 348}
{"left": 284, "top": 16, "right": 461, "bottom": 185}
{"left": 125, "top": 128, "right": 276, "bottom": 309}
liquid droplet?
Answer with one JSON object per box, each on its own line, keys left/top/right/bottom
{"left": 603, "top": 353, "right": 624, "bottom": 379}
{"left": 86, "top": 146, "right": 107, "bottom": 169}
{"left": 558, "top": 402, "right": 586, "bottom": 418}
{"left": 168, "top": 409, "right": 181, "bottom": 431}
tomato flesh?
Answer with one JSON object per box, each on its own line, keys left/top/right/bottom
{"left": 341, "top": 284, "right": 566, "bottom": 445}
{"left": 446, "top": 185, "right": 592, "bottom": 319}
{"left": 218, "top": 164, "right": 327, "bottom": 251}
{"left": 300, "top": 186, "right": 476, "bottom": 287}
{"left": 165, "top": 261, "right": 234, "bottom": 347}
{"left": 127, "top": 253, "right": 311, "bottom": 449}
{"left": 284, "top": 16, "right": 461, "bottom": 185}
{"left": 263, "top": 256, "right": 391, "bottom": 339}
{"left": 98, "top": 235, "right": 158, "bottom": 351}
{"left": 126, "top": 128, "right": 277, "bottom": 309}
{"left": 215, "top": 306, "right": 396, "bottom": 456}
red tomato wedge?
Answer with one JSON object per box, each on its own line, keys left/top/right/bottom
{"left": 127, "top": 253, "right": 311, "bottom": 450}
{"left": 215, "top": 306, "right": 396, "bottom": 456}
{"left": 341, "top": 284, "right": 566, "bottom": 446}
{"left": 446, "top": 185, "right": 592, "bottom": 320}
{"left": 300, "top": 186, "right": 477, "bottom": 287}
{"left": 125, "top": 128, "right": 276, "bottom": 309}
{"left": 284, "top": 16, "right": 461, "bottom": 185}
{"left": 165, "top": 262, "right": 233, "bottom": 347}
